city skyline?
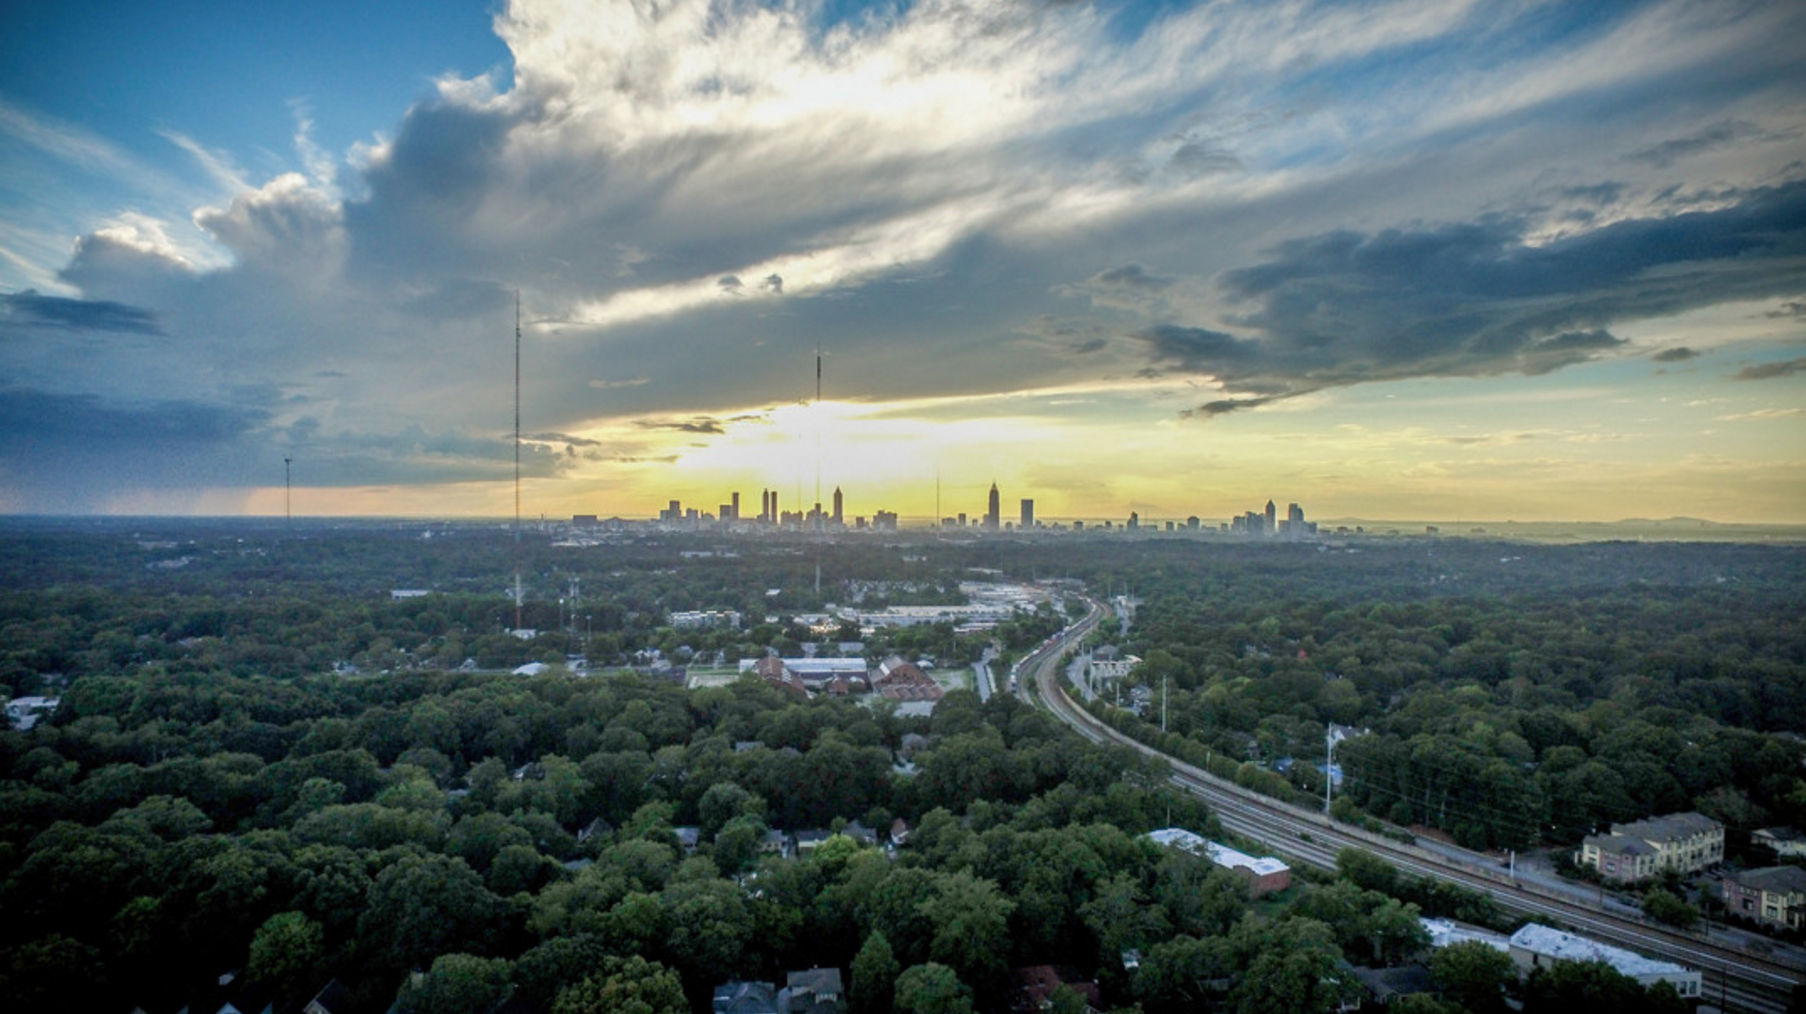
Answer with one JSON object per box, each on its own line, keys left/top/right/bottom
{"left": 631, "top": 482, "right": 1318, "bottom": 533}
{"left": 2, "top": 1, "right": 1803, "bottom": 522}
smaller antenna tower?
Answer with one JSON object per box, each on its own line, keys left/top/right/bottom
{"left": 283, "top": 456, "right": 292, "bottom": 526}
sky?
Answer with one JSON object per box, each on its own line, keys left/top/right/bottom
{"left": 1, "top": 0, "right": 1803, "bottom": 524}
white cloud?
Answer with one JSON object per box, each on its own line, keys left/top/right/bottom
{"left": 288, "top": 99, "right": 339, "bottom": 193}
{"left": 0, "top": 97, "right": 140, "bottom": 174}
{"left": 159, "top": 129, "right": 253, "bottom": 195}
{"left": 1716, "top": 407, "right": 1803, "bottom": 421}
{"left": 6, "top": 0, "right": 1805, "bottom": 516}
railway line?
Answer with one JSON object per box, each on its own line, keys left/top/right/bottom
{"left": 1015, "top": 600, "right": 1803, "bottom": 1014}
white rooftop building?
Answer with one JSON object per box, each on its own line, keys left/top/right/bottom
{"left": 670, "top": 609, "right": 742, "bottom": 629}
{"left": 1507, "top": 923, "right": 1700, "bottom": 999}
{"left": 6, "top": 696, "right": 59, "bottom": 731}
{"left": 1145, "top": 828, "right": 1292, "bottom": 896}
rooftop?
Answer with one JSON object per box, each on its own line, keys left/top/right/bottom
{"left": 1144, "top": 828, "right": 1289, "bottom": 876}
{"left": 1509, "top": 923, "right": 1692, "bottom": 978}
{"left": 1611, "top": 811, "right": 1721, "bottom": 842}
{"left": 1420, "top": 917, "right": 1510, "bottom": 952}
{"left": 1584, "top": 832, "right": 1658, "bottom": 856}
{"left": 1728, "top": 865, "right": 1806, "bottom": 894}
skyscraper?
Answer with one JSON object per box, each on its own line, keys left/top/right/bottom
{"left": 1265, "top": 499, "right": 1277, "bottom": 536}
{"left": 987, "top": 482, "right": 1001, "bottom": 530}
{"left": 833, "top": 487, "right": 843, "bottom": 526}
{"left": 1020, "top": 498, "right": 1034, "bottom": 529}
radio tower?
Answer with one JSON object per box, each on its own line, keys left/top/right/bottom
{"left": 813, "top": 345, "right": 822, "bottom": 595}
{"left": 513, "top": 291, "right": 524, "bottom": 632}
{"left": 283, "top": 456, "right": 292, "bottom": 526}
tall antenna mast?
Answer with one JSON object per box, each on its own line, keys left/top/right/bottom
{"left": 283, "top": 456, "right": 292, "bottom": 526}
{"left": 814, "top": 344, "right": 823, "bottom": 511}
{"left": 814, "top": 344, "right": 822, "bottom": 594}
{"left": 513, "top": 290, "right": 523, "bottom": 631}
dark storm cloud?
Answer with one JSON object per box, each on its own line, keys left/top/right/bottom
{"left": 401, "top": 277, "right": 514, "bottom": 321}
{"left": 525, "top": 431, "right": 601, "bottom": 447}
{"left": 0, "top": 388, "right": 266, "bottom": 449}
{"left": 1168, "top": 139, "right": 1240, "bottom": 177}
{"left": 1143, "top": 180, "right": 1806, "bottom": 414}
{"left": 1183, "top": 395, "right": 1285, "bottom": 418}
{"left": 1094, "top": 264, "right": 1172, "bottom": 290}
{"left": 1134, "top": 324, "right": 1261, "bottom": 367}
{"left": 282, "top": 422, "right": 580, "bottom": 486}
{"left": 1627, "top": 120, "right": 1770, "bottom": 168}
{"left": 1653, "top": 347, "right": 1700, "bottom": 362}
{"left": 635, "top": 417, "right": 727, "bottom": 435}
{"left": 0, "top": 381, "right": 588, "bottom": 503}
{"left": 1520, "top": 330, "right": 1627, "bottom": 374}
{"left": 348, "top": 102, "right": 514, "bottom": 259}
{"left": 1557, "top": 182, "right": 1627, "bottom": 205}
{"left": 1733, "top": 357, "right": 1806, "bottom": 380}
{"left": 0, "top": 387, "right": 272, "bottom": 506}
{"left": 0, "top": 291, "right": 163, "bottom": 335}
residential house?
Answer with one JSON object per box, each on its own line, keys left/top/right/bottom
{"left": 871, "top": 659, "right": 944, "bottom": 708}
{"left": 750, "top": 656, "right": 809, "bottom": 699}
{"left": 304, "top": 980, "right": 358, "bottom": 1014}
{"left": 1578, "top": 811, "right": 1723, "bottom": 883}
{"left": 1349, "top": 965, "right": 1436, "bottom": 1009}
{"left": 779, "top": 968, "right": 844, "bottom": 1014}
{"left": 840, "top": 821, "right": 880, "bottom": 847}
{"left": 714, "top": 981, "right": 781, "bottom": 1014}
{"left": 1009, "top": 966, "right": 1102, "bottom": 1013}
{"left": 1753, "top": 826, "right": 1806, "bottom": 859}
{"left": 1577, "top": 835, "right": 1659, "bottom": 884}
{"left": 576, "top": 816, "right": 613, "bottom": 844}
{"left": 1507, "top": 924, "right": 1701, "bottom": 999}
{"left": 1723, "top": 865, "right": 1806, "bottom": 930}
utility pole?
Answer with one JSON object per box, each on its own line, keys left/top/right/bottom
{"left": 1326, "top": 725, "right": 1335, "bottom": 815}
{"left": 1161, "top": 674, "right": 1168, "bottom": 734}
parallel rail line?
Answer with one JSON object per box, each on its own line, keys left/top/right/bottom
{"left": 1017, "top": 601, "right": 1802, "bottom": 1014}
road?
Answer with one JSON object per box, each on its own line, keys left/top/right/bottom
{"left": 1016, "top": 597, "right": 1803, "bottom": 1014}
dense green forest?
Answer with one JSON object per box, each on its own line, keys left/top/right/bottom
{"left": 1, "top": 519, "right": 1795, "bottom": 1012}
{"left": 1093, "top": 539, "right": 1806, "bottom": 852}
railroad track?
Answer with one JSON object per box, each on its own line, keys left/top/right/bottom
{"left": 1018, "top": 601, "right": 1803, "bottom": 1014}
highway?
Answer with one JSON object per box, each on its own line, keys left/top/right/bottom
{"left": 1015, "top": 597, "right": 1803, "bottom": 1014}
